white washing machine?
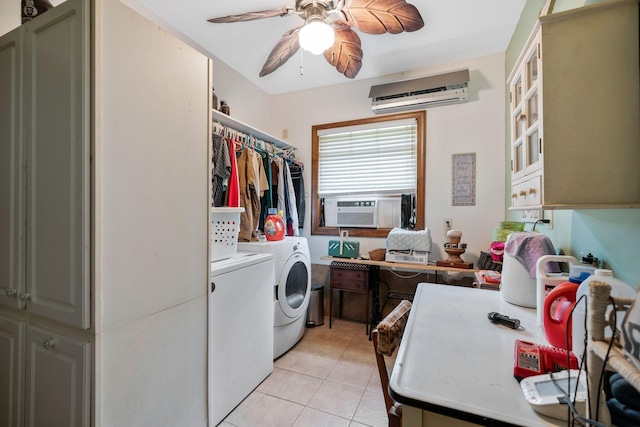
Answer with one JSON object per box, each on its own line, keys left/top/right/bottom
{"left": 237, "top": 237, "right": 311, "bottom": 359}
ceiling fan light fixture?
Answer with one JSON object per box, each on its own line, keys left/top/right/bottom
{"left": 299, "top": 19, "right": 334, "bottom": 55}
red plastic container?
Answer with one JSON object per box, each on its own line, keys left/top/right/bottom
{"left": 264, "top": 209, "right": 284, "bottom": 241}
{"left": 543, "top": 281, "right": 580, "bottom": 350}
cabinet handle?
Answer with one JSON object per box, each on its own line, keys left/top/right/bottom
{"left": 519, "top": 113, "right": 526, "bottom": 121}
{"left": 19, "top": 292, "right": 31, "bottom": 302}
{"left": 519, "top": 191, "right": 527, "bottom": 197}
{"left": 511, "top": 193, "right": 517, "bottom": 198}
{"left": 5, "top": 288, "right": 17, "bottom": 297}
{"left": 43, "top": 339, "right": 55, "bottom": 350}
{"left": 528, "top": 188, "right": 536, "bottom": 195}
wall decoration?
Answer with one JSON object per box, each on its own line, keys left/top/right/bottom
{"left": 452, "top": 153, "right": 476, "bottom": 206}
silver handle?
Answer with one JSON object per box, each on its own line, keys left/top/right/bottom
{"left": 5, "top": 288, "right": 17, "bottom": 297}
{"left": 19, "top": 292, "right": 31, "bottom": 302}
{"left": 43, "top": 339, "right": 55, "bottom": 350}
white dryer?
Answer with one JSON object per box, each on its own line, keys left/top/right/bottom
{"left": 237, "top": 237, "right": 311, "bottom": 358}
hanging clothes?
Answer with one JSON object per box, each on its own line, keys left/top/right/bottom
{"left": 288, "top": 162, "right": 305, "bottom": 232}
{"left": 237, "top": 148, "right": 260, "bottom": 241}
{"left": 226, "top": 138, "right": 240, "bottom": 207}
{"left": 211, "top": 134, "right": 230, "bottom": 207}
{"left": 237, "top": 147, "right": 268, "bottom": 241}
{"left": 282, "top": 161, "right": 299, "bottom": 236}
{"left": 259, "top": 154, "right": 274, "bottom": 231}
{"left": 273, "top": 157, "right": 286, "bottom": 220}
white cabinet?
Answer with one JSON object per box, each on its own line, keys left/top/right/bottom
{"left": 0, "top": 27, "right": 23, "bottom": 317}
{"left": 0, "top": 316, "right": 91, "bottom": 427}
{"left": 1, "top": 0, "right": 211, "bottom": 424}
{"left": 25, "top": 325, "right": 91, "bottom": 427}
{"left": 0, "top": 0, "right": 90, "bottom": 328}
{"left": 0, "top": 316, "right": 25, "bottom": 427}
{"left": 508, "top": 0, "right": 640, "bottom": 209}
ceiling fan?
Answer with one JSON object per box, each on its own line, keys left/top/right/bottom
{"left": 207, "top": 0, "right": 424, "bottom": 79}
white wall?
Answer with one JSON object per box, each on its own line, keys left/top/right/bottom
{"left": 213, "top": 53, "right": 507, "bottom": 266}
{"left": 211, "top": 57, "right": 273, "bottom": 132}
{"left": 0, "top": 1, "right": 19, "bottom": 35}
{"left": 268, "top": 54, "right": 507, "bottom": 265}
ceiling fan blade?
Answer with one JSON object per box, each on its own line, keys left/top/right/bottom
{"left": 207, "top": 6, "right": 295, "bottom": 23}
{"left": 342, "top": 0, "right": 424, "bottom": 35}
{"left": 260, "top": 27, "right": 302, "bottom": 77}
{"left": 323, "top": 24, "right": 363, "bottom": 79}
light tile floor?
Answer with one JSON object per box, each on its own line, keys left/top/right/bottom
{"left": 220, "top": 317, "right": 395, "bottom": 427}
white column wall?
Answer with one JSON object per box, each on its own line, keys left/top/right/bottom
{"left": 95, "top": 0, "right": 209, "bottom": 425}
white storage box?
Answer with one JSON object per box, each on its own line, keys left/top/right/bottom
{"left": 211, "top": 207, "right": 244, "bottom": 261}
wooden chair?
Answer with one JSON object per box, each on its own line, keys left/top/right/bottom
{"left": 372, "top": 300, "right": 412, "bottom": 427}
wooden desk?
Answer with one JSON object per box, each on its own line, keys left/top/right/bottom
{"left": 389, "top": 283, "right": 563, "bottom": 426}
{"left": 321, "top": 256, "right": 479, "bottom": 339}
{"left": 329, "top": 261, "right": 371, "bottom": 335}
{"left": 321, "top": 256, "right": 479, "bottom": 279}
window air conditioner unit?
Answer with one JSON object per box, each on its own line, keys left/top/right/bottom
{"left": 369, "top": 69, "right": 469, "bottom": 114}
{"left": 324, "top": 199, "right": 379, "bottom": 228}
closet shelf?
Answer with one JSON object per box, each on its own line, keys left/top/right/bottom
{"left": 212, "top": 109, "right": 293, "bottom": 151}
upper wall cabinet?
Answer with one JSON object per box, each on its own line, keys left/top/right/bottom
{"left": 0, "top": 0, "right": 90, "bottom": 328}
{"left": 508, "top": 0, "right": 640, "bottom": 210}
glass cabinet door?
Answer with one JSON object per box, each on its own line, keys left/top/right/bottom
{"left": 509, "top": 30, "right": 542, "bottom": 205}
{"left": 523, "top": 42, "right": 542, "bottom": 175}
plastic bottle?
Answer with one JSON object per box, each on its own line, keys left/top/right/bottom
{"left": 572, "top": 269, "right": 637, "bottom": 360}
{"left": 264, "top": 208, "right": 284, "bottom": 241}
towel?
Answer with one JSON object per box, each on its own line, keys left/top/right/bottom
{"left": 504, "top": 232, "right": 559, "bottom": 278}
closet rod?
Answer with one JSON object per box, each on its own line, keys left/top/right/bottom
{"left": 212, "top": 109, "right": 294, "bottom": 151}
{"left": 212, "top": 121, "right": 289, "bottom": 158}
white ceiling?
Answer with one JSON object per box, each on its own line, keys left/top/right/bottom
{"left": 125, "top": 0, "right": 526, "bottom": 95}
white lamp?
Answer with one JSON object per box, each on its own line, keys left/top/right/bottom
{"left": 299, "top": 18, "right": 335, "bottom": 55}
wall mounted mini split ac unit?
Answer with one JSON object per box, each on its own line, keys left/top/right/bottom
{"left": 369, "top": 69, "right": 469, "bottom": 114}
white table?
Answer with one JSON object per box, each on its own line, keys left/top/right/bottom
{"left": 389, "top": 283, "right": 564, "bottom": 426}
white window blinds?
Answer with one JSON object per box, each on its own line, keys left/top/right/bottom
{"left": 318, "top": 118, "right": 417, "bottom": 196}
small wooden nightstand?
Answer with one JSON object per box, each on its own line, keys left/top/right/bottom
{"left": 329, "top": 261, "right": 372, "bottom": 335}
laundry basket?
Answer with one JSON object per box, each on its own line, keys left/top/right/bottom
{"left": 210, "top": 207, "right": 244, "bottom": 261}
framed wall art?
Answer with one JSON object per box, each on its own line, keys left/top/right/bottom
{"left": 452, "top": 153, "right": 476, "bottom": 206}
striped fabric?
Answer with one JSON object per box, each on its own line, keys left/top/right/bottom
{"left": 376, "top": 300, "right": 412, "bottom": 357}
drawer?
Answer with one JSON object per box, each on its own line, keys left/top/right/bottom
{"left": 331, "top": 268, "right": 369, "bottom": 291}
{"left": 511, "top": 175, "right": 541, "bottom": 207}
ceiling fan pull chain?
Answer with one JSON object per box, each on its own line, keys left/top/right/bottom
{"left": 300, "top": 50, "right": 304, "bottom": 76}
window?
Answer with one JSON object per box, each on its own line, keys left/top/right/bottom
{"left": 311, "top": 111, "right": 426, "bottom": 237}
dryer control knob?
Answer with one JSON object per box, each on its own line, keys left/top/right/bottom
{"left": 293, "top": 244, "right": 299, "bottom": 251}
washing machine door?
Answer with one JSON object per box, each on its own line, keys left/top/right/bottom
{"left": 276, "top": 251, "right": 311, "bottom": 319}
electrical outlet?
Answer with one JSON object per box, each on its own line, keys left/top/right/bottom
{"left": 282, "top": 129, "right": 288, "bottom": 139}
{"left": 444, "top": 218, "right": 452, "bottom": 232}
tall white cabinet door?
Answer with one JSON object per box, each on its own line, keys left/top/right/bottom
{"left": 23, "top": 0, "right": 90, "bottom": 328}
{"left": 0, "top": 30, "right": 24, "bottom": 309}
{"left": 0, "top": 316, "right": 25, "bottom": 427}
{"left": 25, "top": 326, "right": 90, "bottom": 427}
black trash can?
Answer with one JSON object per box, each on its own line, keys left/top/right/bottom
{"left": 306, "top": 284, "right": 324, "bottom": 327}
